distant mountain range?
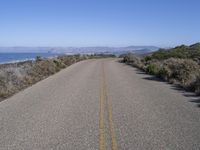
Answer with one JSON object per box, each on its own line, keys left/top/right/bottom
{"left": 0, "top": 46, "right": 159, "bottom": 55}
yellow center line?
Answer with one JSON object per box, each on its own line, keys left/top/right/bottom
{"left": 99, "top": 63, "right": 105, "bottom": 150}
{"left": 99, "top": 63, "right": 117, "bottom": 150}
{"left": 101, "top": 62, "right": 118, "bottom": 150}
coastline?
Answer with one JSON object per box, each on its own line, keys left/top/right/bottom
{"left": 0, "top": 52, "right": 58, "bottom": 64}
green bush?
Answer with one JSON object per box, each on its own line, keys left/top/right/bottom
{"left": 146, "top": 64, "right": 159, "bottom": 75}
{"left": 157, "top": 67, "right": 170, "bottom": 80}
{"left": 144, "top": 56, "right": 152, "bottom": 62}
{"left": 53, "top": 59, "right": 66, "bottom": 69}
{"left": 123, "top": 54, "right": 145, "bottom": 69}
{"left": 146, "top": 43, "right": 200, "bottom": 61}
{"left": 123, "top": 43, "right": 200, "bottom": 95}
{"left": 164, "top": 58, "right": 200, "bottom": 88}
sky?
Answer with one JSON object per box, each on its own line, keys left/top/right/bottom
{"left": 0, "top": 0, "right": 200, "bottom": 47}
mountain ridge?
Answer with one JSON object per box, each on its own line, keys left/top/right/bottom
{"left": 0, "top": 46, "right": 159, "bottom": 54}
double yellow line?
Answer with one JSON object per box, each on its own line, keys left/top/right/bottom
{"left": 99, "top": 62, "right": 118, "bottom": 150}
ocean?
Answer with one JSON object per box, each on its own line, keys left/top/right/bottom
{"left": 0, "top": 53, "right": 58, "bottom": 64}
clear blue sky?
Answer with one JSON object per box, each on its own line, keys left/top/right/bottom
{"left": 0, "top": 0, "right": 199, "bottom": 47}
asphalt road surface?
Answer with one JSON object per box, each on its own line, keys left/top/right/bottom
{"left": 0, "top": 58, "right": 200, "bottom": 150}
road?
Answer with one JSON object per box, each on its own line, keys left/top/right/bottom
{"left": 0, "top": 58, "right": 200, "bottom": 150}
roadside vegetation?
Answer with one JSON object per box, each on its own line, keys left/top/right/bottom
{"left": 122, "top": 43, "right": 200, "bottom": 95}
{"left": 0, "top": 54, "right": 115, "bottom": 101}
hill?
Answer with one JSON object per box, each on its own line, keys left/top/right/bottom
{"left": 149, "top": 43, "right": 200, "bottom": 60}
{"left": 0, "top": 46, "right": 159, "bottom": 54}
{"left": 122, "top": 42, "right": 200, "bottom": 95}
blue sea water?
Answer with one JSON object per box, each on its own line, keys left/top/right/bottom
{"left": 0, "top": 53, "right": 58, "bottom": 64}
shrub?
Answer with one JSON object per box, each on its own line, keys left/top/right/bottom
{"left": 144, "top": 56, "right": 152, "bottom": 62}
{"left": 148, "top": 43, "right": 200, "bottom": 61}
{"left": 53, "top": 59, "right": 66, "bottom": 69}
{"left": 157, "top": 67, "right": 170, "bottom": 80}
{"left": 123, "top": 43, "right": 200, "bottom": 95}
{"left": 0, "top": 54, "right": 114, "bottom": 99}
{"left": 36, "top": 56, "right": 43, "bottom": 62}
{"left": 57, "top": 55, "right": 77, "bottom": 66}
{"left": 123, "top": 54, "right": 145, "bottom": 69}
{"left": 146, "top": 64, "right": 159, "bottom": 75}
{"left": 163, "top": 58, "right": 200, "bottom": 88}
{"left": 0, "top": 55, "right": 90, "bottom": 99}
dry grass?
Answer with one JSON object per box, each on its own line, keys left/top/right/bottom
{"left": 0, "top": 54, "right": 115, "bottom": 100}
{"left": 0, "top": 55, "right": 82, "bottom": 100}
